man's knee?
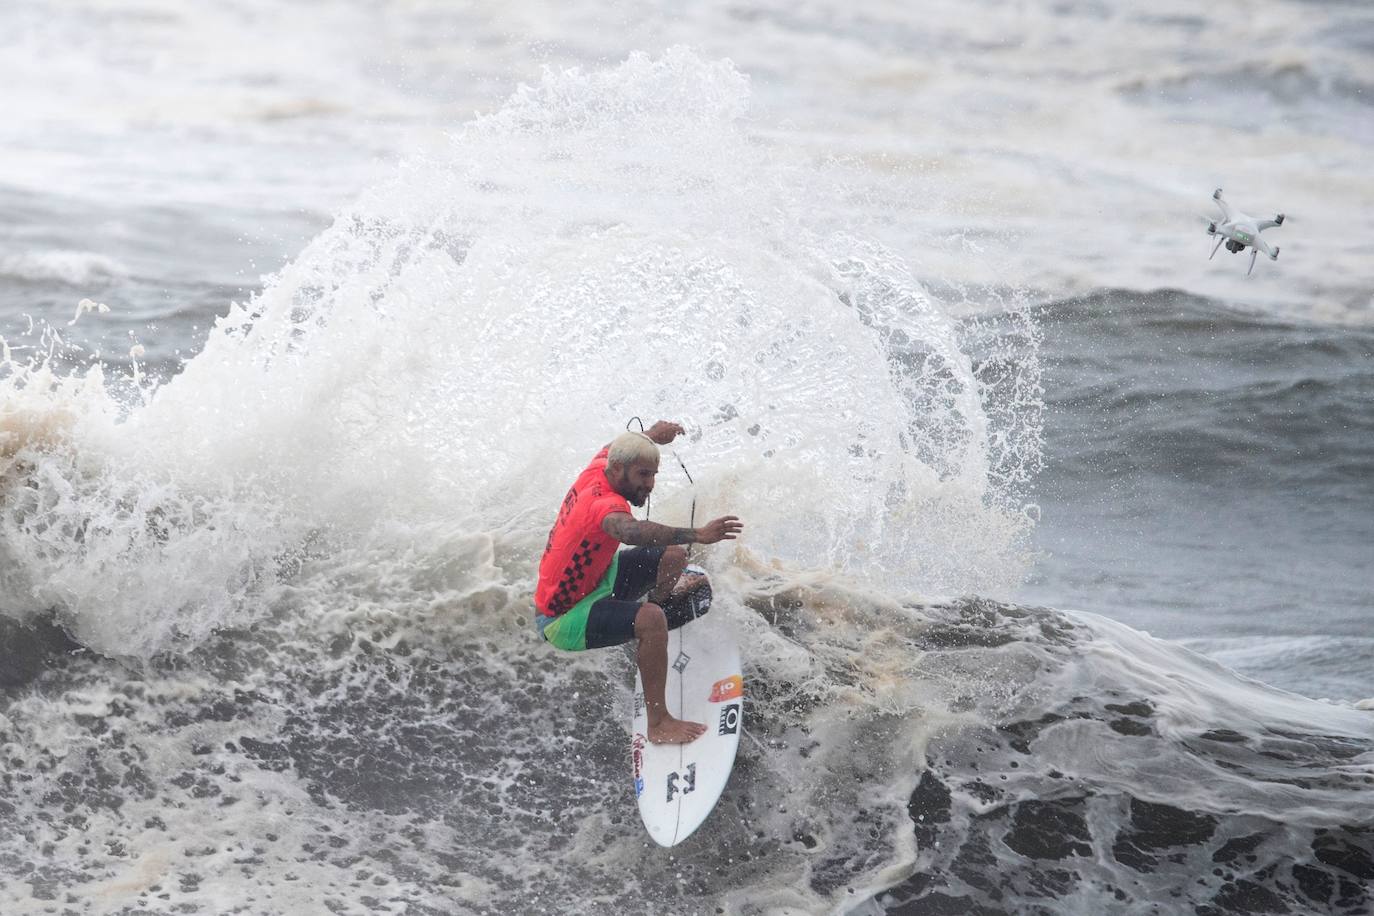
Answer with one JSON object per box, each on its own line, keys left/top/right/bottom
{"left": 659, "top": 545, "right": 688, "bottom": 580}
{"left": 635, "top": 602, "right": 668, "bottom": 639}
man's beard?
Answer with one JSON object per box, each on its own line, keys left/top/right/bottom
{"left": 628, "top": 492, "right": 647, "bottom": 507}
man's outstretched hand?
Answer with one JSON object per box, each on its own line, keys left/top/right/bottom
{"left": 696, "top": 516, "right": 743, "bottom": 544}
{"left": 644, "top": 420, "right": 685, "bottom": 445}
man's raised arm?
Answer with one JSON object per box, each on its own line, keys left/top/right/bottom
{"left": 601, "top": 513, "right": 743, "bottom": 547}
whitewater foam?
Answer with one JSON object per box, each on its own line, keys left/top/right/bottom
{"left": 1, "top": 49, "right": 1042, "bottom": 660}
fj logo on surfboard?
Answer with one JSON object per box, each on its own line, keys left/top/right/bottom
{"left": 672, "top": 651, "right": 691, "bottom": 673}
{"left": 708, "top": 675, "right": 743, "bottom": 702}
{"left": 718, "top": 703, "right": 740, "bottom": 735}
{"left": 666, "top": 763, "right": 697, "bottom": 802}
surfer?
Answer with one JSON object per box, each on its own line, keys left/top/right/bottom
{"left": 536, "top": 421, "right": 743, "bottom": 744}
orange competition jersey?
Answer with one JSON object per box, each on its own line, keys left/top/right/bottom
{"left": 536, "top": 448, "right": 631, "bottom": 617}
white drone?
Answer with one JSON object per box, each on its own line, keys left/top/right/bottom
{"left": 1206, "top": 188, "right": 1283, "bottom": 276}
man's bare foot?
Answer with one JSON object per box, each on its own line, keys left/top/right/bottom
{"left": 647, "top": 714, "right": 707, "bottom": 745}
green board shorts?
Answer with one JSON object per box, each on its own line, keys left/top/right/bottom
{"left": 539, "top": 549, "right": 647, "bottom": 652}
{"left": 540, "top": 546, "right": 717, "bottom": 652}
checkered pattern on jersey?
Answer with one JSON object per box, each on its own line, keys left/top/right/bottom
{"left": 545, "top": 539, "right": 605, "bottom": 616}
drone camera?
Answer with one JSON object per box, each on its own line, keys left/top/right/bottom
{"left": 1225, "top": 239, "right": 1245, "bottom": 253}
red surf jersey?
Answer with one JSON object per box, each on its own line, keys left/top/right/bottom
{"left": 535, "top": 447, "right": 631, "bottom": 617}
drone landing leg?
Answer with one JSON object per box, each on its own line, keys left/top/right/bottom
{"left": 1210, "top": 236, "right": 1224, "bottom": 261}
{"left": 1246, "top": 248, "right": 1258, "bottom": 277}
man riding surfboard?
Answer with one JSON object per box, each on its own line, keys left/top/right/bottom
{"left": 535, "top": 420, "right": 743, "bottom": 744}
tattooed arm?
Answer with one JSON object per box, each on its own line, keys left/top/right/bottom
{"left": 601, "top": 513, "right": 742, "bottom": 546}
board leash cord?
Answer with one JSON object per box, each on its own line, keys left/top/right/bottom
{"left": 626, "top": 415, "right": 699, "bottom": 576}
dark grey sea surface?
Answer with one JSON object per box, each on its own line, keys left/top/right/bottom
{"left": 1022, "top": 290, "right": 1374, "bottom": 701}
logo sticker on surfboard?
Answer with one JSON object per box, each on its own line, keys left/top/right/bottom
{"left": 632, "top": 733, "right": 646, "bottom": 798}
{"left": 708, "top": 675, "right": 743, "bottom": 702}
{"left": 672, "top": 650, "right": 691, "bottom": 673}
{"left": 717, "top": 703, "right": 740, "bottom": 735}
{"left": 666, "top": 764, "right": 697, "bottom": 802}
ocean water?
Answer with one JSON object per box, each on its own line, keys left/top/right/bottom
{"left": 2, "top": 1, "right": 1372, "bottom": 914}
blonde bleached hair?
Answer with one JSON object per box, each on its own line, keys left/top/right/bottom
{"left": 607, "top": 431, "right": 660, "bottom": 468}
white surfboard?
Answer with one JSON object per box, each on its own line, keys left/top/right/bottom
{"left": 631, "top": 574, "right": 743, "bottom": 847}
